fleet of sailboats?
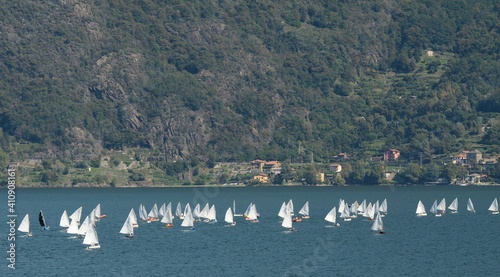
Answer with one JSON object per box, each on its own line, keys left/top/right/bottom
{"left": 24, "top": 195, "right": 499, "bottom": 250}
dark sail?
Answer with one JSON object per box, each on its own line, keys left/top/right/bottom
{"left": 39, "top": 210, "right": 46, "bottom": 227}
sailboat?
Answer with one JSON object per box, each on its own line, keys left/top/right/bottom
{"left": 379, "top": 199, "right": 388, "bottom": 217}
{"left": 416, "top": 201, "right": 427, "bottom": 216}
{"left": 83, "top": 224, "right": 100, "bottom": 249}
{"left": 278, "top": 202, "right": 287, "bottom": 218}
{"left": 488, "top": 198, "right": 499, "bottom": 214}
{"left": 340, "top": 204, "right": 351, "bottom": 221}
{"left": 39, "top": 210, "right": 49, "bottom": 230}
{"left": 139, "top": 204, "right": 148, "bottom": 221}
{"left": 96, "top": 203, "right": 106, "bottom": 218}
{"left": 161, "top": 207, "right": 173, "bottom": 227}
{"left": 119, "top": 209, "right": 135, "bottom": 238}
{"left": 358, "top": 200, "right": 366, "bottom": 215}
{"left": 175, "top": 202, "right": 184, "bottom": 219}
{"left": 233, "top": 200, "right": 243, "bottom": 216}
{"left": 193, "top": 204, "right": 201, "bottom": 221}
{"left": 148, "top": 203, "right": 159, "bottom": 221}
{"left": 282, "top": 209, "right": 294, "bottom": 231}
{"left": 437, "top": 198, "right": 446, "bottom": 215}
{"left": 467, "top": 198, "right": 475, "bottom": 213}
{"left": 78, "top": 216, "right": 90, "bottom": 237}
{"left": 448, "top": 198, "right": 458, "bottom": 213}
{"left": 207, "top": 205, "right": 217, "bottom": 223}
{"left": 159, "top": 203, "right": 167, "bottom": 219}
{"left": 67, "top": 218, "right": 80, "bottom": 235}
{"left": 350, "top": 201, "right": 358, "bottom": 218}
{"left": 430, "top": 200, "right": 441, "bottom": 217}
{"left": 324, "top": 207, "right": 339, "bottom": 227}
{"left": 59, "top": 210, "right": 70, "bottom": 228}
{"left": 225, "top": 207, "right": 236, "bottom": 226}
{"left": 129, "top": 208, "right": 139, "bottom": 227}
{"left": 200, "top": 203, "right": 210, "bottom": 221}
{"left": 371, "top": 213, "right": 385, "bottom": 234}
{"left": 70, "top": 207, "right": 83, "bottom": 224}
{"left": 18, "top": 214, "right": 32, "bottom": 236}
{"left": 298, "top": 201, "right": 310, "bottom": 219}
{"left": 246, "top": 203, "right": 259, "bottom": 222}
{"left": 180, "top": 204, "right": 195, "bottom": 230}
{"left": 287, "top": 199, "right": 294, "bottom": 216}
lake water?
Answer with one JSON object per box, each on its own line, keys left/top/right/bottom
{"left": 3, "top": 185, "right": 500, "bottom": 276}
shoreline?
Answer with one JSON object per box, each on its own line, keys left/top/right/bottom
{"left": 7, "top": 182, "right": 500, "bottom": 189}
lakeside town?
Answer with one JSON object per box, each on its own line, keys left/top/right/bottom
{"left": 6, "top": 148, "right": 500, "bottom": 188}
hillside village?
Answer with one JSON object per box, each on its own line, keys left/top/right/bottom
{"left": 7, "top": 147, "right": 500, "bottom": 188}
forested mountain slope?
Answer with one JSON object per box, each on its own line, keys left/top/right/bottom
{"left": 1, "top": 0, "right": 499, "bottom": 164}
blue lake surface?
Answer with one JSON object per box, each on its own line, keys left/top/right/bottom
{"left": 2, "top": 185, "right": 500, "bottom": 276}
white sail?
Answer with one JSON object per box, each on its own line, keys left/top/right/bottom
{"left": 247, "top": 204, "right": 258, "bottom": 220}
{"left": 208, "top": 205, "right": 217, "bottom": 221}
{"left": 338, "top": 199, "right": 345, "bottom": 214}
{"left": 139, "top": 204, "right": 148, "bottom": 220}
{"left": 374, "top": 200, "right": 380, "bottom": 215}
{"left": 371, "top": 213, "right": 384, "bottom": 232}
{"left": 89, "top": 209, "right": 96, "bottom": 227}
{"left": 18, "top": 214, "right": 30, "bottom": 234}
{"left": 350, "top": 201, "right": 358, "bottom": 217}
{"left": 175, "top": 202, "right": 183, "bottom": 218}
{"left": 358, "top": 200, "right": 366, "bottom": 214}
{"left": 379, "top": 199, "right": 388, "bottom": 215}
{"left": 488, "top": 198, "right": 498, "bottom": 213}
{"left": 430, "top": 200, "right": 438, "bottom": 215}
{"left": 95, "top": 204, "right": 101, "bottom": 218}
{"left": 416, "top": 200, "right": 427, "bottom": 216}
{"left": 181, "top": 205, "right": 194, "bottom": 227}
{"left": 159, "top": 203, "right": 167, "bottom": 218}
{"left": 148, "top": 203, "right": 159, "bottom": 219}
{"left": 448, "top": 198, "right": 458, "bottom": 213}
{"left": 367, "top": 203, "right": 375, "bottom": 220}
{"left": 224, "top": 207, "right": 234, "bottom": 224}
{"left": 161, "top": 209, "right": 173, "bottom": 224}
{"left": 287, "top": 199, "right": 294, "bottom": 215}
{"left": 437, "top": 198, "right": 446, "bottom": 213}
{"left": 244, "top": 203, "right": 252, "bottom": 217}
{"left": 278, "top": 202, "right": 287, "bottom": 218}
{"left": 82, "top": 224, "right": 99, "bottom": 248}
{"left": 70, "top": 207, "right": 83, "bottom": 223}
{"left": 340, "top": 204, "right": 351, "bottom": 221}
{"left": 200, "top": 203, "right": 210, "bottom": 219}
{"left": 363, "top": 203, "right": 372, "bottom": 218}
{"left": 78, "top": 216, "right": 90, "bottom": 236}
{"left": 67, "top": 219, "right": 79, "bottom": 234}
{"left": 324, "top": 207, "right": 337, "bottom": 225}
{"left": 59, "top": 210, "right": 70, "bottom": 228}
{"left": 193, "top": 204, "right": 201, "bottom": 219}
{"left": 282, "top": 209, "right": 293, "bottom": 229}
{"left": 119, "top": 210, "right": 134, "bottom": 235}
{"left": 166, "top": 202, "right": 173, "bottom": 218}
{"left": 299, "top": 201, "right": 309, "bottom": 217}
{"left": 467, "top": 198, "right": 475, "bottom": 213}
{"left": 129, "top": 209, "right": 138, "bottom": 226}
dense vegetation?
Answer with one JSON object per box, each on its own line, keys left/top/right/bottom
{"left": 0, "top": 0, "right": 499, "bottom": 185}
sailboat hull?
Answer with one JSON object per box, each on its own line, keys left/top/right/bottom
{"left": 86, "top": 244, "right": 101, "bottom": 250}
